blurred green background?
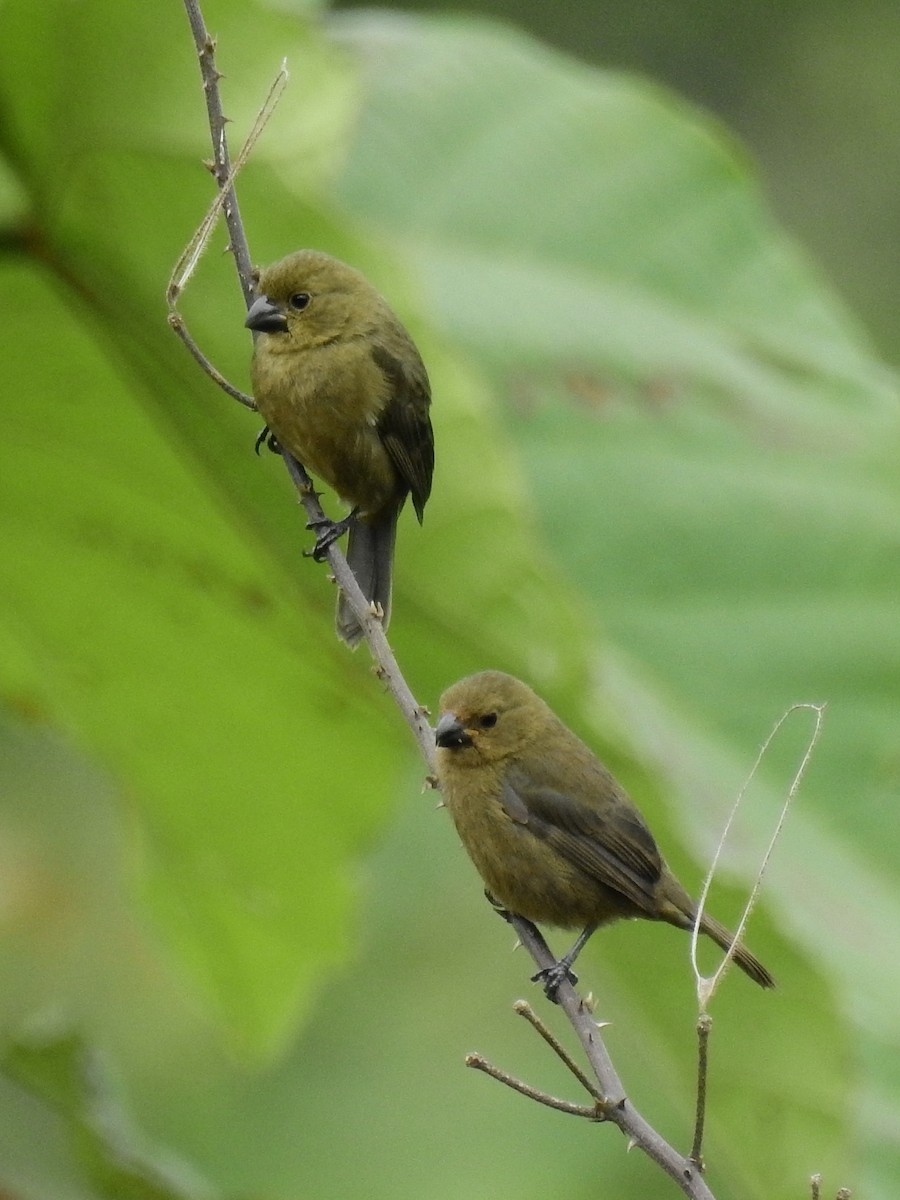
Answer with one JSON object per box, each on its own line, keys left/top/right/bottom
{"left": 0, "top": 1, "right": 898, "bottom": 1198}
{"left": 335, "top": 0, "right": 900, "bottom": 366}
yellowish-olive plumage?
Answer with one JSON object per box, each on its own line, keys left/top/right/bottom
{"left": 246, "top": 250, "right": 433, "bottom": 646}
{"left": 435, "top": 671, "right": 773, "bottom": 996}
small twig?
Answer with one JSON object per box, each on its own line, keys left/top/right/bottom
{"left": 689, "top": 1013, "right": 712, "bottom": 1170}
{"left": 513, "top": 1000, "right": 607, "bottom": 1104}
{"left": 692, "top": 702, "right": 825, "bottom": 1008}
{"left": 466, "top": 1054, "right": 602, "bottom": 1119}
{"left": 167, "top": 312, "right": 257, "bottom": 408}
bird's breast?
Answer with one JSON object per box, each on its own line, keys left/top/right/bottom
{"left": 251, "top": 340, "right": 400, "bottom": 515}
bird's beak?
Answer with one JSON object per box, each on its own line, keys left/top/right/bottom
{"left": 245, "top": 294, "right": 288, "bottom": 334}
{"left": 435, "top": 712, "right": 473, "bottom": 749}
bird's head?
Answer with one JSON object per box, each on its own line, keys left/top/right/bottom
{"left": 434, "top": 670, "right": 551, "bottom": 766}
{"left": 244, "top": 249, "right": 384, "bottom": 352}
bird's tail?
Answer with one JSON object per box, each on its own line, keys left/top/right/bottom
{"left": 336, "top": 510, "right": 398, "bottom": 648}
{"left": 699, "top": 911, "right": 775, "bottom": 989}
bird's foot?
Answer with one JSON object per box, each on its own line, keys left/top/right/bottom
{"left": 531, "top": 959, "right": 579, "bottom": 1004}
{"left": 254, "top": 425, "right": 281, "bottom": 456}
{"left": 485, "top": 890, "right": 512, "bottom": 920}
{"left": 304, "top": 509, "right": 358, "bottom": 562}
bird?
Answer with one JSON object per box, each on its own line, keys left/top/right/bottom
{"left": 434, "top": 670, "right": 774, "bottom": 999}
{"left": 245, "top": 249, "right": 434, "bottom": 647}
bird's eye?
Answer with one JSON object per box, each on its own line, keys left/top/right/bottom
{"left": 289, "top": 292, "right": 311, "bottom": 311}
{"left": 479, "top": 713, "right": 498, "bottom": 729}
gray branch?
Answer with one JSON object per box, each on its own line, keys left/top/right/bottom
{"left": 179, "top": 5, "right": 718, "bottom": 1196}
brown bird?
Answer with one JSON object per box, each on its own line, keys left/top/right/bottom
{"left": 434, "top": 670, "right": 774, "bottom": 999}
{"left": 245, "top": 249, "right": 434, "bottom": 647}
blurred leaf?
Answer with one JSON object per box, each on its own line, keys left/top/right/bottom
{"left": 328, "top": 10, "right": 897, "bottom": 1195}
{"left": 0, "top": 0, "right": 597, "bottom": 1064}
{"left": 0, "top": 254, "right": 403, "bottom": 1057}
{"left": 2, "top": 1033, "right": 213, "bottom": 1200}
{"left": 331, "top": 8, "right": 900, "bottom": 1040}
{"left": 0, "top": 2, "right": 894, "bottom": 1199}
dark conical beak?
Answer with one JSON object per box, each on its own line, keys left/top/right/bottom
{"left": 245, "top": 294, "right": 288, "bottom": 334}
{"left": 434, "top": 712, "right": 473, "bottom": 749}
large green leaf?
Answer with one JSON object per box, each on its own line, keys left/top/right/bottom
{"left": 0, "top": 0, "right": 597, "bottom": 1063}
{"left": 0, "top": 2, "right": 888, "bottom": 1199}
{"left": 332, "top": 11, "right": 898, "bottom": 1197}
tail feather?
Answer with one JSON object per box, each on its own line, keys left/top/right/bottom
{"left": 699, "top": 911, "right": 775, "bottom": 989}
{"left": 336, "top": 510, "right": 398, "bottom": 647}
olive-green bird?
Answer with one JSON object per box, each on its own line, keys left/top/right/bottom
{"left": 245, "top": 249, "right": 434, "bottom": 647}
{"left": 434, "top": 671, "right": 774, "bottom": 999}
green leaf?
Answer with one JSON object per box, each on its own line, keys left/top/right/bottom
{"left": 2, "top": 1033, "right": 212, "bottom": 1199}
{"left": 0, "top": 0, "right": 598, "bottom": 1064}
{"left": 0, "top": 0, "right": 399, "bottom": 1058}
{"left": 329, "top": 10, "right": 891, "bottom": 1195}
{"left": 0, "top": 2, "right": 889, "bottom": 1197}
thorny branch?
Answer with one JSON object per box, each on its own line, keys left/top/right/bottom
{"left": 180, "top": 0, "right": 433, "bottom": 758}
{"left": 182, "top": 0, "right": 255, "bottom": 304}
{"left": 176, "top": 4, "right": 756, "bottom": 1196}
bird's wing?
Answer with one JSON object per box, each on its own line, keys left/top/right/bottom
{"left": 502, "top": 767, "right": 663, "bottom": 914}
{"left": 369, "top": 343, "right": 434, "bottom": 522}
